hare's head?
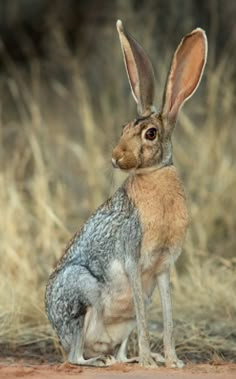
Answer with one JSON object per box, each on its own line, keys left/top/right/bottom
{"left": 112, "top": 20, "right": 207, "bottom": 172}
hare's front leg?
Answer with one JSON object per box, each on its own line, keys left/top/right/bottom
{"left": 157, "top": 271, "right": 184, "bottom": 368}
{"left": 126, "top": 260, "right": 157, "bottom": 368}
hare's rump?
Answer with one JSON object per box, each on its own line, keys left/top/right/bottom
{"left": 45, "top": 186, "right": 141, "bottom": 359}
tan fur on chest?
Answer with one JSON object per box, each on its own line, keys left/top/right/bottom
{"left": 126, "top": 166, "right": 189, "bottom": 255}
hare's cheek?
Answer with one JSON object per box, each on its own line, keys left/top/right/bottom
{"left": 140, "top": 144, "right": 161, "bottom": 167}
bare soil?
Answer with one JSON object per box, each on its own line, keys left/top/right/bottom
{"left": 1, "top": 344, "right": 235, "bottom": 379}
{"left": 0, "top": 362, "right": 236, "bottom": 379}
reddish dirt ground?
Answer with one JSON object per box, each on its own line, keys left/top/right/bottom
{"left": 0, "top": 362, "right": 236, "bottom": 379}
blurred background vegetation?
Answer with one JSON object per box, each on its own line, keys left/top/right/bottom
{"left": 0, "top": 0, "right": 236, "bottom": 363}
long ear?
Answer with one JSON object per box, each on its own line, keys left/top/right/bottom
{"left": 162, "top": 28, "right": 208, "bottom": 127}
{"left": 116, "top": 20, "right": 156, "bottom": 116}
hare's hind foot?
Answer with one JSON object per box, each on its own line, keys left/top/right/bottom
{"left": 68, "top": 354, "right": 116, "bottom": 367}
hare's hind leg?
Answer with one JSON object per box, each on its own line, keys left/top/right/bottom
{"left": 46, "top": 264, "right": 116, "bottom": 367}
{"left": 68, "top": 308, "right": 116, "bottom": 367}
{"left": 157, "top": 271, "right": 184, "bottom": 368}
{"left": 67, "top": 310, "right": 87, "bottom": 364}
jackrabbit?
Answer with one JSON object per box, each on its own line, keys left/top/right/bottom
{"left": 45, "top": 20, "right": 207, "bottom": 368}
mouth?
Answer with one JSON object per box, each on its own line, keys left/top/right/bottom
{"left": 111, "top": 158, "right": 119, "bottom": 168}
{"left": 111, "top": 158, "right": 138, "bottom": 173}
{"left": 112, "top": 154, "right": 138, "bottom": 171}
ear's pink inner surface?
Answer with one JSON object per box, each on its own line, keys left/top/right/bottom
{"left": 166, "top": 31, "right": 206, "bottom": 120}
{"left": 122, "top": 39, "right": 139, "bottom": 100}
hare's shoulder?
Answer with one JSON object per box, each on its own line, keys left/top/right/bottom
{"left": 50, "top": 185, "right": 141, "bottom": 275}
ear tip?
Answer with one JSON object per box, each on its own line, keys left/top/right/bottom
{"left": 191, "top": 27, "right": 208, "bottom": 43}
{"left": 116, "top": 19, "right": 124, "bottom": 33}
{"left": 187, "top": 28, "right": 208, "bottom": 57}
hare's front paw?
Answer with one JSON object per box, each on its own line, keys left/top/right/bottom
{"left": 165, "top": 356, "right": 184, "bottom": 369}
{"left": 171, "top": 359, "right": 184, "bottom": 369}
{"left": 151, "top": 352, "right": 165, "bottom": 364}
{"left": 139, "top": 354, "right": 158, "bottom": 368}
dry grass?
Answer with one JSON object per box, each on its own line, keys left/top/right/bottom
{"left": 0, "top": 3, "right": 236, "bottom": 363}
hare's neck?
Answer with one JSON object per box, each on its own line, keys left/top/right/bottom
{"left": 126, "top": 165, "right": 183, "bottom": 199}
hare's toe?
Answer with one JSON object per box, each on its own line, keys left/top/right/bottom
{"left": 102, "top": 355, "right": 117, "bottom": 366}
{"left": 69, "top": 355, "right": 116, "bottom": 367}
{"left": 151, "top": 352, "right": 165, "bottom": 364}
{"left": 139, "top": 354, "right": 158, "bottom": 368}
{"left": 165, "top": 356, "right": 184, "bottom": 369}
{"left": 120, "top": 354, "right": 157, "bottom": 367}
{"left": 87, "top": 354, "right": 116, "bottom": 367}
{"left": 170, "top": 359, "right": 184, "bottom": 369}
{"left": 124, "top": 352, "right": 164, "bottom": 366}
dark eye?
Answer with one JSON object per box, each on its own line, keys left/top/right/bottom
{"left": 145, "top": 128, "right": 157, "bottom": 141}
